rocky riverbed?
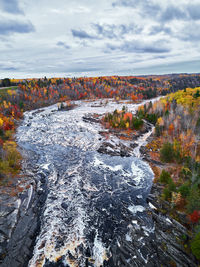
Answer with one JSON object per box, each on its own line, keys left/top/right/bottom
{"left": 0, "top": 150, "right": 47, "bottom": 267}
{"left": 0, "top": 98, "right": 198, "bottom": 266}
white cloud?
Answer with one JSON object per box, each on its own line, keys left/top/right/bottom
{"left": 0, "top": 0, "right": 199, "bottom": 78}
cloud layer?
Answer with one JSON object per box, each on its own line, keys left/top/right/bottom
{"left": 0, "top": 0, "right": 24, "bottom": 14}
{"left": 0, "top": 18, "right": 35, "bottom": 35}
{"left": 0, "top": 0, "right": 199, "bottom": 78}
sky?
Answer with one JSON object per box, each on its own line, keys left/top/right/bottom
{"left": 0, "top": 0, "right": 200, "bottom": 78}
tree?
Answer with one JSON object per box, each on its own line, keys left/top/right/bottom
{"left": 168, "top": 123, "right": 174, "bottom": 136}
{"left": 131, "top": 94, "right": 138, "bottom": 102}
{"left": 178, "top": 182, "right": 190, "bottom": 198}
{"left": 189, "top": 210, "right": 200, "bottom": 224}
{"left": 193, "top": 90, "right": 200, "bottom": 98}
{"left": 2, "top": 78, "right": 11, "bottom": 87}
{"left": 191, "top": 232, "right": 200, "bottom": 260}
{"left": 160, "top": 170, "right": 172, "bottom": 184}
{"left": 160, "top": 142, "right": 175, "bottom": 162}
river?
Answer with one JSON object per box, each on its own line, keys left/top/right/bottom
{"left": 16, "top": 98, "right": 160, "bottom": 267}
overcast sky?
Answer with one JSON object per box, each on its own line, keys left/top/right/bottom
{"left": 0, "top": 0, "right": 200, "bottom": 78}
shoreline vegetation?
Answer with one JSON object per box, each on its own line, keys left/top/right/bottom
{"left": 141, "top": 88, "right": 200, "bottom": 262}
{"left": 0, "top": 75, "right": 200, "bottom": 263}
{"left": 100, "top": 87, "right": 200, "bottom": 262}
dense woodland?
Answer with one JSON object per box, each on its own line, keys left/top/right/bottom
{"left": 1, "top": 73, "right": 200, "bottom": 109}
{"left": 0, "top": 74, "right": 200, "bottom": 179}
{"left": 139, "top": 88, "right": 200, "bottom": 260}
{"left": 0, "top": 74, "right": 200, "bottom": 260}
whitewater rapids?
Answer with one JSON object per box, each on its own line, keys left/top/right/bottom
{"left": 17, "top": 98, "right": 160, "bottom": 267}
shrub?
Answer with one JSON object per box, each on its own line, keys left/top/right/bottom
{"left": 186, "top": 186, "right": 200, "bottom": 213}
{"left": 160, "top": 142, "right": 175, "bottom": 163}
{"left": 132, "top": 117, "right": 143, "bottom": 130}
{"left": 181, "top": 166, "right": 192, "bottom": 180}
{"left": 119, "top": 119, "right": 126, "bottom": 128}
{"left": 193, "top": 89, "right": 200, "bottom": 99}
{"left": 194, "top": 223, "right": 200, "bottom": 234}
{"left": 189, "top": 210, "right": 200, "bottom": 224}
{"left": 178, "top": 182, "right": 190, "bottom": 198}
{"left": 168, "top": 180, "right": 176, "bottom": 192}
{"left": 155, "top": 124, "right": 161, "bottom": 137}
{"left": 4, "top": 130, "right": 12, "bottom": 139}
{"left": 146, "top": 113, "right": 158, "bottom": 124}
{"left": 163, "top": 187, "right": 171, "bottom": 200}
{"left": 3, "top": 141, "right": 21, "bottom": 170}
{"left": 19, "top": 101, "right": 24, "bottom": 109}
{"left": 174, "top": 149, "right": 182, "bottom": 164}
{"left": 137, "top": 108, "right": 145, "bottom": 119}
{"left": 0, "top": 160, "right": 9, "bottom": 173}
{"left": 160, "top": 170, "right": 172, "bottom": 184}
{"left": 191, "top": 231, "right": 200, "bottom": 260}
{"left": 196, "top": 116, "right": 200, "bottom": 128}
{"left": 0, "top": 129, "right": 4, "bottom": 137}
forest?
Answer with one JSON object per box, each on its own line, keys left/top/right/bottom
{"left": 1, "top": 74, "right": 200, "bottom": 180}
{"left": 139, "top": 88, "right": 200, "bottom": 260}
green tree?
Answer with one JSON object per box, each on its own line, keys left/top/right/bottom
{"left": 191, "top": 231, "right": 200, "bottom": 260}
{"left": 160, "top": 142, "right": 175, "bottom": 163}
{"left": 2, "top": 78, "right": 11, "bottom": 87}
{"left": 160, "top": 170, "right": 172, "bottom": 184}
{"left": 178, "top": 182, "right": 190, "bottom": 198}
{"left": 186, "top": 186, "right": 200, "bottom": 213}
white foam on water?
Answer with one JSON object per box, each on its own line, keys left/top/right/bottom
{"left": 92, "top": 231, "right": 108, "bottom": 267}
{"left": 93, "top": 156, "right": 123, "bottom": 172}
{"left": 125, "top": 233, "right": 132, "bottom": 242}
{"left": 138, "top": 249, "right": 148, "bottom": 264}
{"left": 42, "top": 163, "right": 50, "bottom": 170}
{"left": 131, "top": 161, "right": 145, "bottom": 185}
{"left": 142, "top": 225, "right": 155, "bottom": 236}
{"left": 128, "top": 205, "right": 145, "bottom": 214}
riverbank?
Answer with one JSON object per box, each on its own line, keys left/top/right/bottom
{"left": 0, "top": 149, "right": 48, "bottom": 267}
{"left": 142, "top": 138, "right": 199, "bottom": 266}
{"left": 76, "top": 101, "right": 199, "bottom": 266}
{"left": 83, "top": 109, "right": 199, "bottom": 266}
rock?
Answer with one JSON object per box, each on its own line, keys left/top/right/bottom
{"left": 82, "top": 115, "right": 100, "bottom": 124}
{"left": 61, "top": 202, "right": 68, "bottom": 210}
{"left": 38, "top": 173, "right": 46, "bottom": 184}
{"left": 97, "top": 142, "right": 119, "bottom": 156}
{"left": 147, "top": 182, "right": 198, "bottom": 267}
{"left": 130, "top": 143, "right": 138, "bottom": 149}
{"left": 37, "top": 189, "right": 43, "bottom": 195}
{"left": 119, "top": 143, "right": 132, "bottom": 157}
{"left": 39, "top": 194, "right": 46, "bottom": 204}
{"left": 97, "top": 141, "right": 133, "bottom": 157}
{"left": 0, "top": 151, "right": 48, "bottom": 267}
